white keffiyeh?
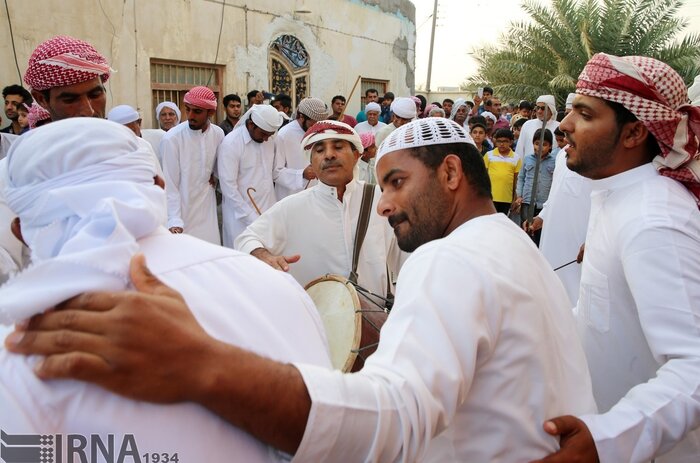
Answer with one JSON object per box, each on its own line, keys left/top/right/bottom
{"left": 0, "top": 118, "right": 166, "bottom": 324}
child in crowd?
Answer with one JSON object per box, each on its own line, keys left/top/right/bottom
{"left": 483, "top": 128, "right": 521, "bottom": 214}
{"left": 514, "top": 128, "right": 556, "bottom": 245}
{"left": 470, "top": 123, "right": 490, "bottom": 155}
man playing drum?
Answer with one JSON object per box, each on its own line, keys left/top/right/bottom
{"left": 7, "top": 118, "right": 596, "bottom": 461}
{"left": 235, "top": 120, "right": 403, "bottom": 300}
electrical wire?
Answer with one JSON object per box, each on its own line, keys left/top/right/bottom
{"left": 207, "top": 0, "right": 226, "bottom": 87}
{"left": 4, "top": 0, "right": 22, "bottom": 83}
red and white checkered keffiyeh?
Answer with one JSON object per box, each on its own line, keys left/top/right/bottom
{"left": 577, "top": 53, "right": 700, "bottom": 205}
{"left": 183, "top": 86, "right": 217, "bottom": 110}
{"left": 27, "top": 103, "right": 51, "bottom": 129}
{"left": 24, "top": 36, "right": 111, "bottom": 91}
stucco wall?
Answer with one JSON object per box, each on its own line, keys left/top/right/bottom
{"left": 0, "top": 0, "right": 415, "bottom": 128}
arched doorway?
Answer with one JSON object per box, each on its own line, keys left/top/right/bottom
{"left": 269, "top": 35, "right": 309, "bottom": 107}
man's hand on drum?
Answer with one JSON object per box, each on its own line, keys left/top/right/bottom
{"left": 251, "top": 247, "right": 300, "bottom": 272}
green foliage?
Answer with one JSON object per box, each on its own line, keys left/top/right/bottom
{"left": 467, "top": 0, "right": 700, "bottom": 105}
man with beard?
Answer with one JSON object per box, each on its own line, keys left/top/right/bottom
{"left": 218, "top": 94, "right": 242, "bottom": 136}
{"left": 533, "top": 54, "right": 700, "bottom": 463}
{"left": 161, "top": 86, "right": 223, "bottom": 244}
{"left": 142, "top": 101, "right": 181, "bottom": 163}
{"left": 1, "top": 85, "right": 32, "bottom": 135}
{"left": 7, "top": 118, "right": 595, "bottom": 462}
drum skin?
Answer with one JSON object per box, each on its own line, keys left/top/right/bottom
{"left": 305, "top": 274, "right": 388, "bottom": 372}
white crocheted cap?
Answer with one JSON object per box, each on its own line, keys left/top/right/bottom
{"left": 376, "top": 117, "right": 474, "bottom": 164}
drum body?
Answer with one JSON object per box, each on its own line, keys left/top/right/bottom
{"left": 305, "top": 274, "right": 387, "bottom": 372}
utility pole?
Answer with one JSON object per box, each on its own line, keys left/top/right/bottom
{"left": 425, "top": 0, "right": 439, "bottom": 93}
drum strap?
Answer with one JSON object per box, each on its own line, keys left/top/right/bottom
{"left": 349, "top": 183, "right": 375, "bottom": 284}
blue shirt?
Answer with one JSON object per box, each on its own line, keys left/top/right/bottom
{"left": 516, "top": 152, "right": 556, "bottom": 207}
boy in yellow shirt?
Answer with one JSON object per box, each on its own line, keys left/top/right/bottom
{"left": 483, "top": 128, "right": 521, "bottom": 214}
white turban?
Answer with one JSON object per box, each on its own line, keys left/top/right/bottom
{"left": 0, "top": 118, "right": 166, "bottom": 324}
{"left": 391, "top": 97, "right": 417, "bottom": 120}
{"left": 565, "top": 92, "right": 576, "bottom": 110}
{"left": 481, "top": 111, "right": 497, "bottom": 123}
{"left": 449, "top": 98, "right": 468, "bottom": 120}
{"left": 107, "top": 104, "right": 140, "bottom": 125}
{"left": 156, "top": 101, "right": 181, "bottom": 123}
{"left": 537, "top": 95, "right": 557, "bottom": 121}
{"left": 365, "top": 102, "right": 381, "bottom": 114}
{"left": 235, "top": 104, "right": 284, "bottom": 133}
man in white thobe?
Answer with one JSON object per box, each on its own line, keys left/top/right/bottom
{"left": 11, "top": 118, "right": 596, "bottom": 462}
{"left": 0, "top": 117, "right": 331, "bottom": 463}
{"left": 107, "top": 104, "right": 165, "bottom": 180}
{"left": 515, "top": 95, "right": 560, "bottom": 159}
{"left": 218, "top": 104, "right": 283, "bottom": 247}
{"left": 525, "top": 146, "right": 592, "bottom": 306}
{"left": 273, "top": 97, "right": 329, "bottom": 200}
{"left": 235, "top": 120, "right": 402, "bottom": 297}
{"left": 142, "top": 101, "right": 181, "bottom": 165}
{"left": 534, "top": 53, "right": 700, "bottom": 463}
{"left": 353, "top": 102, "right": 385, "bottom": 136}
{"left": 161, "top": 86, "right": 223, "bottom": 244}
{"left": 375, "top": 97, "right": 417, "bottom": 147}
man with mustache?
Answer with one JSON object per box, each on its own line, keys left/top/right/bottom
{"left": 6, "top": 118, "right": 595, "bottom": 461}
{"left": 234, "top": 120, "right": 402, "bottom": 298}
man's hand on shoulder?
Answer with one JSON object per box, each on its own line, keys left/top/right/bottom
{"left": 250, "top": 247, "right": 300, "bottom": 272}
{"left": 529, "top": 416, "right": 599, "bottom": 463}
{"left": 4, "top": 254, "right": 220, "bottom": 404}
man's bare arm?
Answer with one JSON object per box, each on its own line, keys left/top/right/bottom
{"left": 5, "top": 254, "right": 310, "bottom": 454}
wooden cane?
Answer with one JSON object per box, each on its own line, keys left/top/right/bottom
{"left": 338, "top": 75, "right": 362, "bottom": 120}
{"left": 246, "top": 187, "right": 262, "bottom": 215}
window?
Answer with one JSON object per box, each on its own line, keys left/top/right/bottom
{"left": 360, "top": 78, "right": 389, "bottom": 110}
{"left": 150, "top": 59, "right": 224, "bottom": 126}
{"left": 269, "top": 35, "right": 309, "bottom": 107}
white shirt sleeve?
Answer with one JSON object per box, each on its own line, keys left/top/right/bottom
{"left": 217, "top": 141, "right": 257, "bottom": 224}
{"left": 234, "top": 202, "right": 289, "bottom": 255}
{"left": 580, "top": 220, "right": 700, "bottom": 462}
{"left": 272, "top": 138, "right": 305, "bottom": 193}
{"left": 292, "top": 247, "right": 496, "bottom": 462}
{"left": 160, "top": 136, "right": 184, "bottom": 229}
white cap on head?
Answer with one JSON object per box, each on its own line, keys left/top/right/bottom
{"left": 107, "top": 105, "right": 140, "bottom": 125}
{"left": 537, "top": 95, "right": 557, "bottom": 120}
{"left": 365, "top": 102, "right": 381, "bottom": 114}
{"left": 235, "top": 104, "right": 284, "bottom": 133}
{"left": 155, "top": 101, "right": 181, "bottom": 122}
{"left": 565, "top": 92, "right": 576, "bottom": 109}
{"left": 481, "top": 111, "right": 497, "bottom": 123}
{"left": 376, "top": 117, "right": 475, "bottom": 165}
{"left": 391, "top": 97, "right": 417, "bottom": 120}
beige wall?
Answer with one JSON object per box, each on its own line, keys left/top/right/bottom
{"left": 1, "top": 0, "right": 415, "bottom": 128}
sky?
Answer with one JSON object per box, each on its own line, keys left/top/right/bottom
{"left": 410, "top": 0, "right": 700, "bottom": 90}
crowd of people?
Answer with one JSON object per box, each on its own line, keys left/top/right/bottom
{"left": 0, "top": 34, "right": 699, "bottom": 463}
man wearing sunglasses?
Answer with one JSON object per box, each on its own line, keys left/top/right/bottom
{"left": 515, "top": 95, "right": 560, "bottom": 160}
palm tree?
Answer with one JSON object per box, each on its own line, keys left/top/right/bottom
{"left": 468, "top": 0, "right": 700, "bottom": 104}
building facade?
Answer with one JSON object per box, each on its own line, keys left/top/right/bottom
{"left": 1, "top": 0, "right": 415, "bottom": 127}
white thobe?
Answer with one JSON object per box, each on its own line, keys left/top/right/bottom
{"left": 357, "top": 159, "right": 376, "bottom": 184}
{"left": 0, "top": 159, "right": 28, "bottom": 283}
{"left": 235, "top": 179, "right": 402, "bottom": 297}
{"left": 575, "top": 164, "right": 700, "bottom": 462}
{"left": 0, "top": 228, "right": 331, "bottom": 462}
{"left": 538, "top": 149, "right": 591, "bottom": 306}
{"left": 292, "top": 213, "right": 596, "bottom": 462}
{"left": 375, "top": 122, "right": 397, "bottom": 148}
{"left": 354, "top": 120, "right": 386, "bottom": 136}
{"left": 515, "top": 118, "right": 560, "bottom": 159}
{"left": 161, "top": 121, "right": 222, "bottom": 245}
{"left": 218, "top": 125, "right": 277, "bottom": 248}
{"left": 0, "top": 133, "right": 18, "bottom": 160}
{"left": 273, "top": 120, "right": 316, "bottom": 200}
{"left": 142, "top": 128, "right": 166, "bottom": 165}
